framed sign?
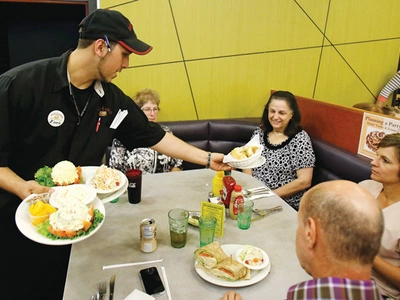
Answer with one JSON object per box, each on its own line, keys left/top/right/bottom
{"left": 358, "top": 112, "right": 400, "bottom": 159}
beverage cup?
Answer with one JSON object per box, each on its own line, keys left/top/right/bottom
{"left": 125, "top": 169, "right": 142, "bottom": 204}
{"left": 237, "top": 200, "right": 254, "bottom": 230}
{"left": 168, "top": 208, "right": 189, "bottom": 248}
{"left": 199, "top": 216, "right": 217, "bottom": 247}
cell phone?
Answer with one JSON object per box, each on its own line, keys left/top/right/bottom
{"left": 139, "top": 267, "right": 165, "bottom": 296}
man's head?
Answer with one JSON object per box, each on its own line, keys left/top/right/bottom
{"left": 295, "top": 180, "right": 383, "bottom": 278}
{"left": 79, "top": 9, "right": 152, "bottom": 55}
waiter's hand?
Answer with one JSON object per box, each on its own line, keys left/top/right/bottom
{"left": 20, "top": 180, "right": 52, "bottom": 200}
{"left": 220, "top": 291, "right": 243, "bottom": 300}
{"left": 210, "top": 153, "right": 233, "bottom": 171}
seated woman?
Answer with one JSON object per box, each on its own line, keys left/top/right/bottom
{"left": 242, "top": 90, "right": 315, "bottom": 210}
{"left": 359, "top": 133, "right": 400, "bottom": 299}
{"left": 109, "top": 88, "right": 183, "bottom": 174}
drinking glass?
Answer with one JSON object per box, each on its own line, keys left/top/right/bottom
{"left": 199, "top": 216, "right": 217, "bottom": 247}
{"left": 237, "top": 200, "right": 254, "bottom": 230}
{"left": 168, "top": 208, "right": 189, "bottom": 248}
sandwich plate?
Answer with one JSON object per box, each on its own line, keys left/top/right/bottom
{"left": 81, "top": 166, "right": 128, "bottom": 203}
{"left": 195, "top": 244, "right": 271, "bottom": 287}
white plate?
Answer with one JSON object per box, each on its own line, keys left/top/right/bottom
{"left": 85, "top": 168, "right": 126, "bottom": 195}
{"left": 195, "top": 244, "right": 271, "bottom": 287}
{"left": 229, "top": 156, "right": 266, "bottom": 169}
{"left": 81, "top": 166, "right": 128, "bottom": 203}
{"left": 234, "top": 245, "right": 270, "bottom": 270}
{"left": 15, "top": 196, "right": 105, "bottom": 246}
{"left": 49, "top": 184, "right": 97, "bottom": 208}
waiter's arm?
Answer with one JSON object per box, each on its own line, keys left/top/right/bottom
{"left": 0, "top": 167, "right": 50, "bottom": 200}
{"left": 151, "top": 132, "right": 231, "bottom": 171}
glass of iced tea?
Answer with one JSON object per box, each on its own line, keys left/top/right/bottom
{"left": 168, "top": 208, "right": 189, "bottom": 248}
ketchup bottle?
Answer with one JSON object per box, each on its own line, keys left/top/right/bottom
{"left": 221, "top": 171, "right": 236, "bottom": 210}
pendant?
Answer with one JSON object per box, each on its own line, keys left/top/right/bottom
{"left": 99, "top": 110, "right": 107, "bottom": 117}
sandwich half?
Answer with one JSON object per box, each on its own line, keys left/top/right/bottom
{"left": 194, "top": 241, "right": 228, "bottom": 270}
{"left": 210, "top": 256, "right": 250, "bottom": 281}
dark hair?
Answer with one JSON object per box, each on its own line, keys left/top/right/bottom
{"left": 378, "top": 133, "right": 400, "bottom": 161}
{"left": 260, "top": 90, "right": 302, "bottom": 136}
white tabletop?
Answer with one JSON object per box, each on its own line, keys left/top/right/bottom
{"left": 62, "top": 169, "right": 311, "bottom": 300}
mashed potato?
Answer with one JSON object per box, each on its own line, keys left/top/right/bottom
{"left": 52, "top": 160, "right": 79, "bottom": 185}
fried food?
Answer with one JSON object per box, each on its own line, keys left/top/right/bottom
{"left": 230, "top": 145, "right": 259, "bottom": 160}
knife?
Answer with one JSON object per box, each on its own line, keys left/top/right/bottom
{"left": 109, "top": 275, "right": 116, "bottom": 300}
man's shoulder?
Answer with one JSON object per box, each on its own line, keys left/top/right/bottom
{"left": 287, "top": 277, "right": 382, "bottom": 300}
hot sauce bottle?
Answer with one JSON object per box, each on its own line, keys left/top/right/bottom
{"left": 221, "top": 171, "right": 236, "bottom": 217}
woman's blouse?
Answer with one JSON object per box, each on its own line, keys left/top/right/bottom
{"left": 251, "top": 127, "right": 315, "bottom": 210}
{"left": 109, "top": 125, "right": 183, "bottom": 175}
{"left": 359, "top": 179, "right": 400, "bottom": 299}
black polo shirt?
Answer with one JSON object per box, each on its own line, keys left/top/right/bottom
{"left": 0, "top": 50, "right": 166, "bottom": 182}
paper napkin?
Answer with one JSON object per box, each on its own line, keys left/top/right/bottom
{"left": 124, "top": 289, "right": 155, "bottom": 300}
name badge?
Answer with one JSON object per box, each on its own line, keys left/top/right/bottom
{"left": 47, "top": 110, "right": 65, "bottom": 127}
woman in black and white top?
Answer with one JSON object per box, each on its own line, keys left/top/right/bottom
{"left": 109, "top": 88, "right": 183, "bottom": 174}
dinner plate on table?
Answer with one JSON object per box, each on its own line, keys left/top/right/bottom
{"left": 195, "top": 244, "right": 271, "bottom": 287}
{"left": 81, "top": 166, "right": 128, "bottom": 203}
{"left": 15, "top": 196, "right": 105, "bottom": 246}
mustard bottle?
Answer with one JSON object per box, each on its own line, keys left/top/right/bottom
{"left": 229, "top": 185, "right": 244, "bottom": 220}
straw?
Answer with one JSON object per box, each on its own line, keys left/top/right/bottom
{"left": 161, "top": 266, "right": 172, "bottom": 300}
{"left": 102, "top": 258, "right": 163, "bottom": 270}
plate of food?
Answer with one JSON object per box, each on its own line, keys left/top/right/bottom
{"left": 49, "top": 184, "right": 97, "bottom": 208}
{"left": 194, "top": 242, "right": 271, "bottom": 287}
{"left": 85, "top": 165, "right": 126, "bottom": 195}
{"left": 223, "top": 134, "right": 264, "bottom": 169}
{"left": 15, "top": 193, "right": 105, "bottom": 246}
{"left": 188, "top": 211, "right": 201, "bottom": 227}
{"left": 81, "top": 166, "right": 128, "bottom": 203}
{"left": 235, "top": 245, "right": 270, "bottom": 270}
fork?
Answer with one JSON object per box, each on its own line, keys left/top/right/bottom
{"left": 98, "top": 280, "right": 107, "bottom": 300}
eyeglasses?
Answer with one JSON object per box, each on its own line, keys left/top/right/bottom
{"left": 142, "top": 107, "right": 160, "bottom": 113}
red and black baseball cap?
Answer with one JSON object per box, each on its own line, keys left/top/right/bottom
{"left": 79, "top": 9, "right": 152, "bottom": 55}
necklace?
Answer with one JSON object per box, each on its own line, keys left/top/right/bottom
{"left": 67, "top": 71, "right": 92, "bottom": 125}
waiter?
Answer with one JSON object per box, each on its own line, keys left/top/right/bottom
{"left": 0, "top": 9, "right": 230, "bottom": 300}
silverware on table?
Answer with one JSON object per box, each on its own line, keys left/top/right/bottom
{"left": 244, "top": 186, "right": 271, "bottom": 196}
{"left": 98, "top": 279, "right": 107, "bottom": 300}
{"left": 109, "top": 275, "right": 116, "bottom": 300}
{"left": 251, "top": 205, "right": 283, "bottom": 222}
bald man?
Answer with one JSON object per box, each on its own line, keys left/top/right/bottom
{"left": 220, "top": 180, "right": 385, "bottom": 300}
{"left": 288, "top": 180, "right": 384, "bottom": 299}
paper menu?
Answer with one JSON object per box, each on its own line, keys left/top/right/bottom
{"left": 201, "top": 201, "right": 225, "bottom": 237}
{"left": 358, "top": 112, "right": 400, "bottom": 159}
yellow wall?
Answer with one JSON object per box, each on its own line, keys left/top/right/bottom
{"left": 100, "top": 0, "right": 400, "bottom": 121}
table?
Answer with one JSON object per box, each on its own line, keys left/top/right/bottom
{"left": 62, "top": 169, "right": 311, "bottom": 300}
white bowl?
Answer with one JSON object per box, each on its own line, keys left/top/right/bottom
{"left": 49, "top": 184, "right": 97, "bottom": 208}
{"left": 234, "top": 245, "right": 270, "bottom": 270}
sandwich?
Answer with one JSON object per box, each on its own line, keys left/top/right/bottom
{"left": 194, "top": 241, "right": 228, "bottom": 270}
{"left": 210, "top": 256, "right": 250, "bottom": 281}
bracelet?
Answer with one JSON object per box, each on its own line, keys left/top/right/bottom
{"left": 206, "top": 152, "right": 211, "bottom": 169}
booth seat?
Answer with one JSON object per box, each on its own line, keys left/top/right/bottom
{"left": 106, "top": 119, "right": 372, "bottom": 186}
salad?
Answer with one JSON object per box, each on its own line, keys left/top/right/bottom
{"left": 90, "top": 165, "right": 121, "bottom": 191}
{"left": 237, "top": 245, "right": 265, "bottom": 266}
